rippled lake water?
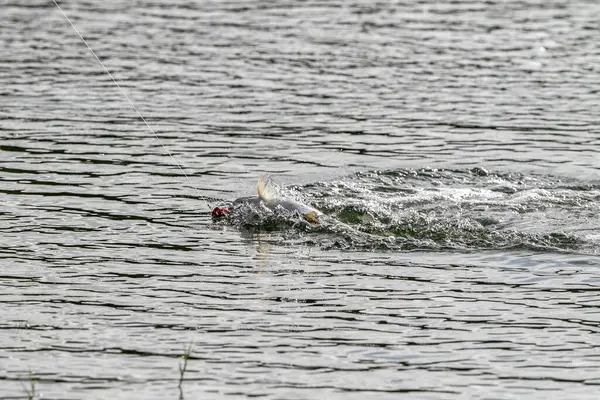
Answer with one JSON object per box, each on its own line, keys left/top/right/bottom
{"left": 2, "top": 0, "right": 600, "bottom": 398}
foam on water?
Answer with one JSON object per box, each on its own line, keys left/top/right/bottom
{"left": 222, "top": 168, "right": 598, "bottom": 253}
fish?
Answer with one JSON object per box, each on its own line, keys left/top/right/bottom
{"left": 212, "top": 175, "right": 322, "bottom": 224}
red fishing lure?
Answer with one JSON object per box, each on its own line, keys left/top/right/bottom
{"left": 211, "top": 207, "right": 231, "bottom": 219}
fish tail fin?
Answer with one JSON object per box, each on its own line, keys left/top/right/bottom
{"left": 303, "top": 210, "right": 319, "bottom": 224}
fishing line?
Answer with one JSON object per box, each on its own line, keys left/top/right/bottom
{"left": 52, "top": 0, "right": 211, "bottom": 210}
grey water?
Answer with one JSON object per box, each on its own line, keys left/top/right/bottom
{"left": 1, "top": 0, "right": 600, "bottom": 398}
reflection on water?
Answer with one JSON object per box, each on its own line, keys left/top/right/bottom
{"left": 1, "top": 0, "right": 600, "bottom": 399}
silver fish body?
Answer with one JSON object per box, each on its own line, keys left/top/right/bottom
{"left": 233, "top": 196, "right": 320, "bottom": 223}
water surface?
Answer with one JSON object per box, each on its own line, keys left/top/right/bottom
{"left": 1, "top": 0, "right": 600, "bottom": 398}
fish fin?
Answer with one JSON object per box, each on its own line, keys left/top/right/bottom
{"left": 303, "top": 210, "right": 319, "bottom": 225}
{"left": 257, "top": 174, "right": 278, "bottom": 203}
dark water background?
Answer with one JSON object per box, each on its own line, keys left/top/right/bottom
{"left": 1, "top": 0, "right": 600, "bottom": 398}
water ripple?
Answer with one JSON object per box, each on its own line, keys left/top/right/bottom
{"left": 2, "top": 0, "right": 600, "bottom": 399}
